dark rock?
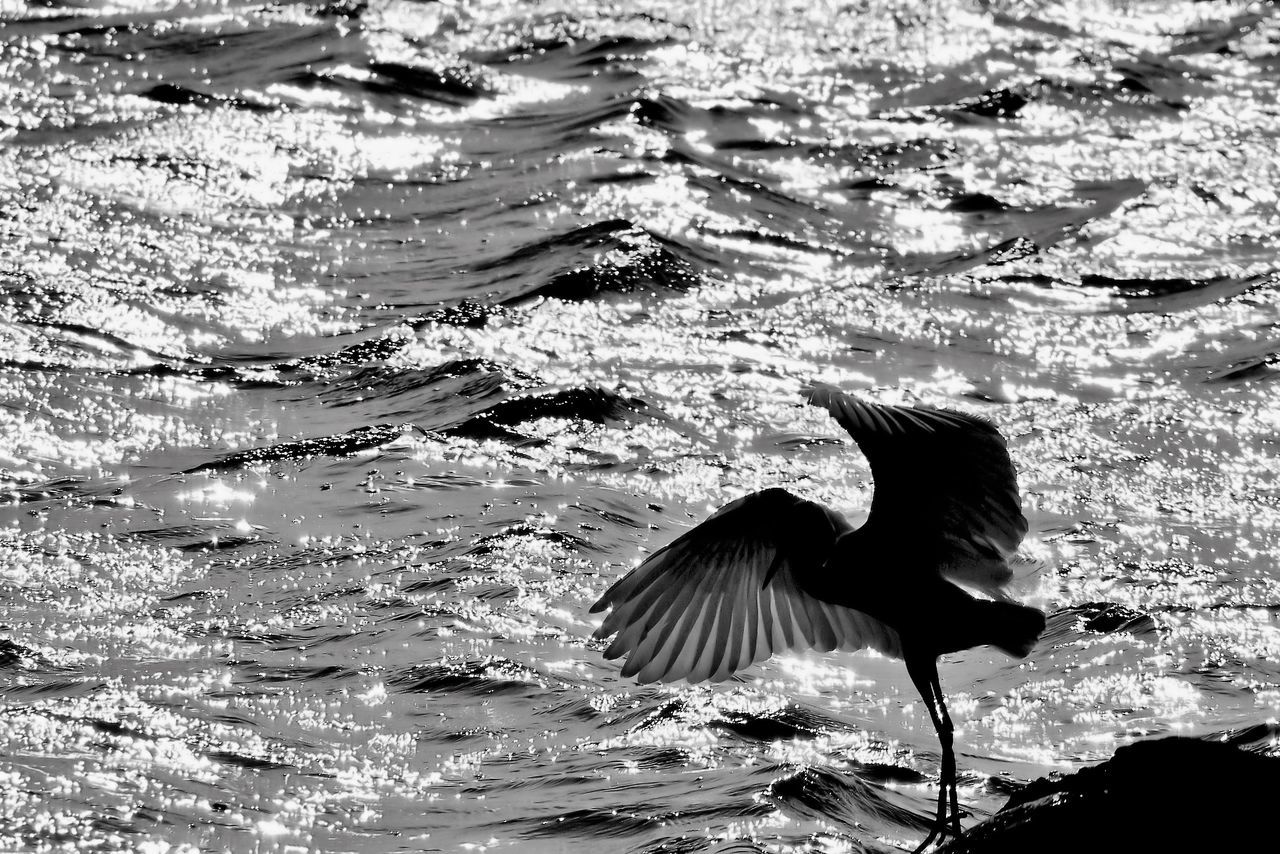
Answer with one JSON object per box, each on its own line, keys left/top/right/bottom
{"left": 941, "top": 737, "right": 1277, "bottom": 853}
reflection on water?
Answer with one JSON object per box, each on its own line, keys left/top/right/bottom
{"left": 2, "top": 0, "right": 1279, "bottom": 850}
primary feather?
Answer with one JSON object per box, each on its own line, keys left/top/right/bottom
{"left": 590, "top": 488, "right": 903, "bottom": 683}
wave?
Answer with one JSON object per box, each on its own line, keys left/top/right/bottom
{"left": 466, "top": 219, "right": 702, "bottom": 304}
{"left": 984, "top": 269, "right": 1278, "bottom": 315}
{"left": 1205, "top": 350, "right": 1280, "bottom": 384}
{"left": 0, "top": 638, "right": 50, "bottom": 670}
{"left": 142, "top": 83, "right": 274, "bottom": 113}
{"left": 183, "top": 423, "right": 411, "bottom": 474}
{"left": 898, "top": 179, "right": 1148, "bottom": 278}
{"left": 1041, "top": 603, "right": 1159, "bottom": 646}
{"left": 711, "top": 704, "right": 853, "bottom": 742}
{"left": 301, "top": 58, "right": 494, "bottom": 107}
{"left": 469, "top": 522, "right": 589, "bottom": 554}
{"left": 467, "top": 32, "right": 672, "bottom": 83}
{"left": 1085, "top": 271, "right": 1278, "bottom": 314}
{"left": 444, "top": 386, "right": 654, "bottom": 440}
{"left": 389, "top": 657, "right": 546, "bottom": 696}
{"left": 769, "top": 764, "right": 931, "bottom": 836}
{"left": 312, "top": 358, "right": 537, "bottom": 423}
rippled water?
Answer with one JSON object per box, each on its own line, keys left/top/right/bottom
{"left": 2, "top": 0, "right": 1279, "bottom": 850}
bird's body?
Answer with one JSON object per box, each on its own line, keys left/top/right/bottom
{"left": 589, "top": 387, "right": 1046, "bottom": 851}
{"left": 802, "top": 525, "right": 1043, "bottom": 661}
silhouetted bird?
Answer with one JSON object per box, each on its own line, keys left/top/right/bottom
{"left": 590, "top": 386, "right": 1046, "bottom": 851}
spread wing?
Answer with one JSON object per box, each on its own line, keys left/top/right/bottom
{"left": 590, "top": 488, "right": 903, "bottom": 684}
{"left": 806, "top": 386, "right": 1028, "bottom": 594}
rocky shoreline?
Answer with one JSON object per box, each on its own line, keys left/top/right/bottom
{"left": 941, "top": 736, "right": 1276, "bottom": 853}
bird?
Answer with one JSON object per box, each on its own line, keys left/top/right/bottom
{"left": 589, "top": 385, "right": 1046, "bottom": 852}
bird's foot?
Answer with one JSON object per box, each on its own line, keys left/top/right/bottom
{"left": 910, "top": 822, "right": 963, "bottom": 853}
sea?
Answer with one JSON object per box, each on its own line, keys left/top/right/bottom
{"left": 1, "top": 0, "right": 1278, "bottom": 851}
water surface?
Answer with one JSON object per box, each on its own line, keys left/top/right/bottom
{"left": 2, "top": 0, "right": 1279, "bottom": 851}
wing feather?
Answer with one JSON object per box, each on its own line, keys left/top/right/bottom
{"left": 593, "top": 489, "right": 902, "bottom": 684}
{"left": 768, "top": 570, "right": 800, "bottom": 650}
{"left": 604, "top": 567, "right": 689, "bottom": 659}
{"left": 629, "top": 557, "right": 718, "bottom": 681}
{"left": 656, "top": 540, "right": 740, "bottom": 682}
{"left": 806, "top": 385, "right": 1028, "bottom": 591}
{"left": 804, "top": 588, "right": 839, "bottom": 652}
{"left": 776, "top": 570, "right": 815, "bottom": 648}
{"left": 703, "top": 560, "right": 739, "bottom": 683}
{"left": 676, "top": 559, "right": 730, "bottom": 682}
{"left": 713, "top": 572, "right": 751, "bottom": 682}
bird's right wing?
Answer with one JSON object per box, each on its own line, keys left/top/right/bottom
{"left": 590, "top": 488, "right": 902, "bottom": 684}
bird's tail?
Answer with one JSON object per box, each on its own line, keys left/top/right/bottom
{"left": 971, "top": 599, "right": 1045, "bottom": 658}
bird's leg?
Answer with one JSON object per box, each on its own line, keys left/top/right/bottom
{"left": 906, "top": 654, "right": 949, "bottom": 854}
{"left": 930, "top": 668, "right": 960, "bottom": 837}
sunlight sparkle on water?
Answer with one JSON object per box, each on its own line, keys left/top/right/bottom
{"left": 3, "top": 0, "right": 1280, "bottom": 851}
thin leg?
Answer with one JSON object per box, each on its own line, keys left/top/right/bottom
{"left": 906, "top": 655, "right": 950, "bottom": 853}
{"left": 911, "top": 763, "right": 948, "bottom": 854}
{"left": 931, "top": 668, "right": 961, "bottom": 836}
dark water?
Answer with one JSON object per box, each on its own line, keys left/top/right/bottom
{"left": 2, "top": 0, "right": 1279, "bottom": 850}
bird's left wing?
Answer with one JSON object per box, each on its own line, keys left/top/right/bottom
{"left": 806, "top": 385, "right": 1029, "bottom": 596}
{"left": 590, "top": 488, "right": 902, "bottom": 683}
